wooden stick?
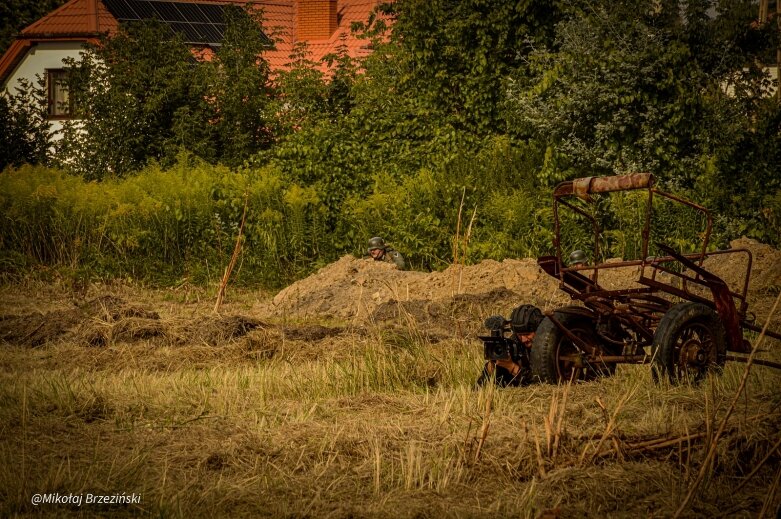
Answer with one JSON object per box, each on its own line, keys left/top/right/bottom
{"left": 582, "top": 390, "right": 633, "bottom": 466}
{"left": 474, "top": 387, "right": 493, "bottom": 463}
{"left": 759, "top": 463, "right": 781, "bottom": 519}
{"left": 214, "top": 193, "right": 249, "bottom": 313}
{"left": 674, "top": 291, "right": 781, "bottom": 518}
{"left": 533, "top": 430, "right": 547, "bottom": 478}
{"left": 552, "top": 382, "right": 570, "bottom": 464}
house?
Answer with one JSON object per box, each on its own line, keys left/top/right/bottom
{"left": 0, "top": 0, "right": 386, "bottom": 133}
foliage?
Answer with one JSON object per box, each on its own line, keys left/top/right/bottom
{"left": 209, "top": 6, "right": 275, "bottom": 167}
{"left": 0, "top": 160, "right": 326, "bottom": 286}
{"left": 0, "top": 77, "right": 50, "bottom": 171}
{"left": 381, "top": 0, "right": 564, "bottom": 135}
{"left": 343, "top": 137, "right": 549, "bottom": 269}
{"left": 0, "top": 0, "right": 68, "bottom": 56}
{"left": 3, "top": 0, "right": 781, "bottom": 286}
{"left": 55, "top": 8, "right": 273, "bottom": 178}
{"left": 504, "top": 0, "right": 775, "bottom": 185}
{"left": 56, "top": 21, "right": 213, "bottom": 179}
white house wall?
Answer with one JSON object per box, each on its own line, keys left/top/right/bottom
{"left": 2, "top": 41, "right": 88, "bottom": 137}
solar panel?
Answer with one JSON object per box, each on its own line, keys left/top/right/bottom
{"left": 129, "top": 0, "right": 156, "bottom": 19}
{"left": 198, "top": 4, "right": 226, "bottom": 24}
{"left": 102, "top": 0, "right": 260, "bottom": 46}
{"left": 176, "top": 3, "right": 209, "bottom": 24}
{"left": 104, "top": 0, "right": 136, "bottom": 19}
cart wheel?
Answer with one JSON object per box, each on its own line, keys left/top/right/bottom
{"left": 475, "top": 362, "right": 521, "bottom": 388}
{"left": 651, "top": 302, "right": 727, "bottom": 384}
{"left": 530, "top": 315, "right": 612, "bottom": 384}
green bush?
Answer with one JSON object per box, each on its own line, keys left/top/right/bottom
{"left": 0, "top": 160, "right": 326, "bottom": 286}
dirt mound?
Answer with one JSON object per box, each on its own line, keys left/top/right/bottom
{"left": 270, "top": 242, "right": 781, "bottom": 334}
{"left": 0, "top": 296, "right": 139, "bottom": 347}
{"left": 0, "top": 308, "right": 83, "bottom": 347}
{"left": 270, "top": 256, "right": 569, "bottom": 323}
{"left": 703, "top": 238, "right": 781, "bottom": 295}
{"left": 270, "top": 255, "right": 662, "bottom": 329}
{"left": 181, "top": 315, "right": 266, "bottom": 346}
{"left": 699, "top": 238, "right": 781, "bottom": 329}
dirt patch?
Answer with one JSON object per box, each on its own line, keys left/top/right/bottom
{"left": 181, "top": 315, "right": 266, "bottom": 346}
{"left": 269, "top": 256, "right": 570, "bottom": 324}
{"left": 0, "top": 295, "right": 269, "bottom": 348}
{"left": 0, "top": 308, "right": 83, "bottom": 347}
{"left": 281, "top": 324, "right": 345, "bottom": 341}
{"left": 268, "top": 241, "right": 781, "bottom": 335}
{"left": 0, "top": 295, "right": 137, "bottom": 347}
{"left": 269, "top": 256, "right": 675, "bottom": 333}
{"left": 701, "top": 238, "right": 781, "bottom": 328}
{"left": 703, "top": 238, "right": 781, "bottom": 294}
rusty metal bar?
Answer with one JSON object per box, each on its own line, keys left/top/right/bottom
{"left": 637, "top": 276, "right": 714, "bottom": 307}
{"left": 559, "top": 354, "right": 651, "bottom": 364}
{"left": 652, "top": 263, "right": 748, "bottom": 314}
{"left": 553, "top": 173, "right": 654, "bottom": 198}
{"left": 556, "top": 196, "right": 601, "bottom": 285}
{"left": 546, "top": 313, "right": 596, "bottom": 355}
{"left": 575, "top": 287, "right": 657, "bottom": 300}
{"left": 741, "top": 321, "right": 781, "bottom": 342}
{"left": 657, "top": 244, "right": 745, "bottom": 353}
{"left": 700, "top": 248, "right": 753, "bottom": 315}
{"left": 726, "top": 355, "right": 781, "bottom": 370}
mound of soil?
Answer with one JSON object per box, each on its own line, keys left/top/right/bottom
{"left": 180, "top": 315, "right": 266, "bottom": 346}
{"left": 270, "top": 241, "right": 781, "bottom": 334}
{"left": 268, "top": 256, "right": 565, "bottom": 333}
{"left": 269, "top": 255, "right": 665, "bottom": 332}
{"left": 701, "top": 238, "right": 781, "bottom": 328}
{"left": 0, "top": 296, "right": 150, "bottom": 347}
{"left": 702, "top": 238, "right": 781, "bottom": 295}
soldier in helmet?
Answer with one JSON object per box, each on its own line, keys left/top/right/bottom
{"left": 568, "top": 249, "right": 588, "bottom": 267}
{"left": 367, "top": 237, "right": 406, "bottom": 269}
{"left": 476, "top": 304, "right": 544, "bottom": 387}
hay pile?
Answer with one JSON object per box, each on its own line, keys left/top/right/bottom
{"left": 0, "top": 296, "right": 266, "bottom": 348}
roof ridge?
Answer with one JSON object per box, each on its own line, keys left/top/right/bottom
{"left": 22, "top": 0, "right": 85, "bottom": 35}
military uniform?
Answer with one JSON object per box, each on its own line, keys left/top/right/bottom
{"left": 367, "top": 237, "right": 406, "bottom": 270}
{"left": 378, "top": 248, "right": 406, "bottom": 270}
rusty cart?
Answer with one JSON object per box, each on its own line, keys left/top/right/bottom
{"left": 479, "top": 172, "right": 781, "bottom": 385}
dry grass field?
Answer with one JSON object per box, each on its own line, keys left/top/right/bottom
{"left": 0, "top": 276, "right": 780, "bottom": 518}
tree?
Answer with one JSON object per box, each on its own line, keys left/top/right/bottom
{"left": 208, "top": 6, "right": 275, "bottom": 167}
{"left": 0, "top": 77, "right": 50, "bottom": 171}
{"left": 56, "top": 21, "right": 213, "bottom": 178}
{"left": 0, "top": 0, "right": 69, "bottom": 56}
{"left": 504, "top": 0, "right": 777, "bottom": 185}
{"left": 56, "top": 7, "right": 274, "bottom": 178}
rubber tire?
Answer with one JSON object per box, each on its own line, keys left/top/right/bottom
{"left": 651, "top": 302, "right": 727, "bottom": 384}
{"left": 475, "top": 362, "right": 520, "bottom": 388}
{"left": 530, "top": 314, "right": 608, "bottom": 384}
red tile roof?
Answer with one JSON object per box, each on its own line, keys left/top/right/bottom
{"left": 20, "top": 0, "right": 118, "bottom": 38}
{"left": 1, "top": 0, "right": 389, "bottom": 84}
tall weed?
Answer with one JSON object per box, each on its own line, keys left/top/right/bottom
{"left": 0, "top": 160, "right": 326, "bottom": 286}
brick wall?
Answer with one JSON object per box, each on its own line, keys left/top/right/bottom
{"left": 297, "top": 0, "right": 338, "bottom": 41}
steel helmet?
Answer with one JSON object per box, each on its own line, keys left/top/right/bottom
{"left": 509, "top": 304, "right": 544, "bottom": 334}
{"left": 568, "top": 249, "right": 588, "bottom": 266}
{"left": 368, "top": 236, "right": 386, "bottom": 252}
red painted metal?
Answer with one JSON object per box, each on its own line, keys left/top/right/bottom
{"left": 541, "top": 172, "right": 777, "bottom": 371}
